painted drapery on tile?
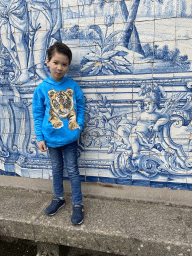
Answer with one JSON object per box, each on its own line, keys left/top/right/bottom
{"left": 0, "top": 0, "right": 192, "bottom": 189}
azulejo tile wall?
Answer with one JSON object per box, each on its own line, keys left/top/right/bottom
{"left": 0, "top": 0, "right": 192, "bottom": 189}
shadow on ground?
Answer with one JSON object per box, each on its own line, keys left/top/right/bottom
{"left": 0, "top": 237, "right": 119, "bottom": 256}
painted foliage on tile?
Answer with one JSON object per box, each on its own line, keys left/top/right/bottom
{"left": 0, "top": 0, "right": 192, "bottom": 188}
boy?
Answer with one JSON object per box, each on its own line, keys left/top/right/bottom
{"left": 32, "top": 42, "right": 85, "bottom": 225}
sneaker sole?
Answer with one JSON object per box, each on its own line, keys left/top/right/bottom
{"left": 71, "top": 219, "right": 84, "bottom": 225}
{"left": 45, "top": 202, "right": 65, "bottom": 216}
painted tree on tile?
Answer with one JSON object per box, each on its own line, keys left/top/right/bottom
{"left": 122, "top": 0, "right": 165, "bottom": 55}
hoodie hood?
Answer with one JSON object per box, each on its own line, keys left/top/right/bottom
{"left": 43, "top": 76, "right": 68, "bottom": 86}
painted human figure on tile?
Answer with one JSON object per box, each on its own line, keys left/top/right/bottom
{"left": 118, "top": 84, "right": 168, "bottom": 160}
{"left": 114, "top": 83, "right": 192, "bottom": 177}
{"left": 128, "top": 94, "right": 169, "bottom": 161}
{"left": 0, "top": 0, "right": 31, "bottom": 84}
{"left": 0, "top": 0, "right": 62, "bottom": 84}
{"left": 27, "top": 0, "right": 62, "bottom": 81}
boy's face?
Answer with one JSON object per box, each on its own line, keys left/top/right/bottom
{"left": 46, "top": 52, "right": 69, "bottom": 82}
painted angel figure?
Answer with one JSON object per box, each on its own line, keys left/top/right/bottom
{"left": 118, "top": 83, "right": 190, "bottom": 170}
{"left": 118, "top": 84, "right": 169, "bottom": 159}
{"left": 129, "top": 94, "right": 169, "bottom": 160}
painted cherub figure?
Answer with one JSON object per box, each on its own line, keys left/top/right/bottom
{"left": 129, "top": 93, "right": 169, "bottom": 159}
{"left": 118, "top": 83, "right": 169, "bottom": 160}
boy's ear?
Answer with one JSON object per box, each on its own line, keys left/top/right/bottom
{"left": 46, "top": 58, "right": 49, "bottom": 66}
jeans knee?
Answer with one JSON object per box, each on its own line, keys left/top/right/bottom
{"left": 67, "top": 167, "right": 79, "bottom": 179}
{"left": 52, "top": 162, "right": 63, "bottom": 173}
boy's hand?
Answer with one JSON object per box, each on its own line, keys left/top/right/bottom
{"left": 38, "top": 141, "right": 47, "bottom": 152}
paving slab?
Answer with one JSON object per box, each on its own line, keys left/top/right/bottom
{"left": 0, "top": 186, "right": 192, "bottom": 255}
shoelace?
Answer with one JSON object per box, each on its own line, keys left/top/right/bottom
{"left": 73, "top": 205, "right": 83, "bottom": 213}
{"left": 51, "top": 199, "right": 61, "bottom": 204}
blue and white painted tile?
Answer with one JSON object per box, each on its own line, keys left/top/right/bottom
{"left": 0, "top": 0, "right": 192, "bottom": 189}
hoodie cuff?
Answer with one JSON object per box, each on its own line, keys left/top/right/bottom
{"left": 37, "top": 135, "right": 44, "bottom": 142}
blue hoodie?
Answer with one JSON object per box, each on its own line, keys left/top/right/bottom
{"left": 32, "top": 76, "right": 85, "bottom": 148}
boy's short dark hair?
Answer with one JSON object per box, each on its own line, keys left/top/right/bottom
{"left": 47, "top": 42, "right": 72, "bottom": 64}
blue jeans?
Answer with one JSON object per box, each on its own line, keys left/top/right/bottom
{"left": 48, "top": 141, "right": 82, "bottom": 205}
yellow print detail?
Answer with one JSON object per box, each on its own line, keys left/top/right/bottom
{"left": 48, "top": 88, "right": 80, "bottom": 130}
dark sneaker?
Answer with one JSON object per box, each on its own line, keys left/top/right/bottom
{"left": 45, "top": 198, "right": 65, "bottom": 216}
{"left": 71, "top": 204, "right": 84, "bottom": 225}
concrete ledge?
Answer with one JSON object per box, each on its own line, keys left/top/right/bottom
{"left": 1, "top": 175, "right": 192, "bottom": 207}
{"left": 0, "top": 176, "right": 192, "bottom": 255}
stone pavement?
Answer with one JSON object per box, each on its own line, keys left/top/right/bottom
{"left": 0, "top": 176, "right": 192, "bottom": 255}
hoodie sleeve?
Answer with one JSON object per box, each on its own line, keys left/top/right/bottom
{"left": 75, "top": 83, "right": 85, "bottom": 130}
{"left": 32, "top": 86, "right": 45, "bottom": 142}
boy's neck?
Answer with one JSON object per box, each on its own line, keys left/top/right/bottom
{"left": 50, "top": 75, "right": 65, "bottom": 83}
